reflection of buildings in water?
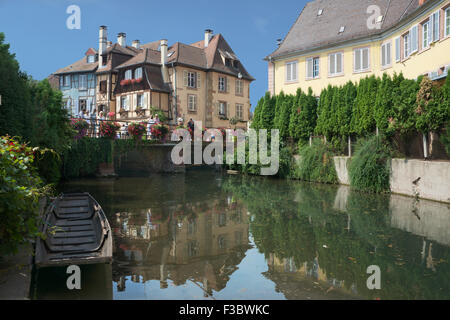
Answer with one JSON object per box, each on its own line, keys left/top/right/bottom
{"left": 112, "top": 198, "right": 251, "bottom": 296}
{"left": 266, "top": 253, "right": 358, "bottom": 299}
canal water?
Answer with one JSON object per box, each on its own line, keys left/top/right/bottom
{"left": 31, "top": 170, "right": 450, "bottom": 300}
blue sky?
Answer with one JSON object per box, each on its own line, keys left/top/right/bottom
{"left": 0, "top": 0, "right": 308, "bottom": 109}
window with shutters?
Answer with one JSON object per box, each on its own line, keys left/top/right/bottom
{"left": 235, "top": 79, "right": 243, "bottom": 96}
{"left": 236, "top": 104, "right": 243, "bottom": 120}
{"left": 422, "top": 20, "right": 430, "bottom": 49}
{"left": 431, "top": 11, "right": 440, "bottom": 42}
{"left": 120, "top": 96, "right": 128, "bottom": 111}
{"left": 395, "top": 37, "right": 401, "bottom": 62}
{"left": 79, "top": 74, "right": 87, "bottom": 90}
{"left": 136, "top": 94, "right": 144, "bottom": 108}
{"left": 403, "top": 32, "right": 410, "bottom": 59}
{"left": 328, "top": 52, "right": 343, "bottom": 76}
{"left": 187, "top": 72, "right": 196, "bottom": 88}
{"left": 285, "top": 61, "right": 297, "bottom": 82}
{"left": 183, "top": 71, "right": 200, "bottom": 89}
{"left": 381, "top": 42, "right": 392, "bottom": 68}
{"left": 188, "top": 94, "right": 197, "bottom": 112}
{"left": 353, "top": 47, "right": 370, "bottom": 72}
{"left": 446, "top": 7, "right": 450, "bottom": 37}
{"left": 219, "top": 76, "right": 227, "bottom": 92}
{"left": 306, "top": 57, "right": 320, "bottom": 79}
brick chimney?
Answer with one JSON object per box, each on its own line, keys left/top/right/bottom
{"left": 419, "top": 0, "right": 427, "bottom": 5}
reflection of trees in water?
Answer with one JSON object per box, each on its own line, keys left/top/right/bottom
{"left": 222, "top": 176, "right": 450, "bottom": 299}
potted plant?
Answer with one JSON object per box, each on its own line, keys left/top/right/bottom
{"left": 128, "top": 122, "right": 147, "bottom": 140}
{"left": 100, "top": 121, "right": 121, "bottom": 139}
{"left": 71, "top": 118, "right": 89, "bottom": 139}
{"left": 151, "top": 123, "right": 169, "bottom": 142}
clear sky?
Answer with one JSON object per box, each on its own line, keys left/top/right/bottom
{"left": 0, "top": 0, "right": 308, "bottom": 109}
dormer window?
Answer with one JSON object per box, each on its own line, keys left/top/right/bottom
{"left": 225, "top": 58, "right": 232, "bottom": 67}
{"left": 339, "top": 26, "right": 345, "bottom": 34}
{"left": 318, "top": 9, "right": 323, "bottom": 16}
{"left": 87, "top": 55, "right": 95, "bottom": 63}
{"left": 135, "top": 67, "right": 143, "bottom": 79}
{"left": 125, "top": 69, "right": 132, "bottom": 80}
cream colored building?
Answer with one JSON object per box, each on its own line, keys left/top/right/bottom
{"left": 266, "top": 0, "right": 450, "bottom": 96}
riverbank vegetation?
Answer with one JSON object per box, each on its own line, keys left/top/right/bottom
{"left": 250, "top": 72, "right": 450, "bottom": 192}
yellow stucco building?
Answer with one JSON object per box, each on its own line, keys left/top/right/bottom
{"left": 266, "top": 0, "right": 450, "bottom": 96}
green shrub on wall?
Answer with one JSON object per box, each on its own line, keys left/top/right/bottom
{"left": 348, "top": 136, "right": 391, "bottom": 193}
{"left": 295, "top": 140, "right": 338, "bottom": 184}
{"left": 62, "top": 137, "right": 113, "bottom": 179}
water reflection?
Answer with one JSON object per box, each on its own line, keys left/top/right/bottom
{"left": 33, "top": 171, "right": 450, "bottom": 300}
{"left": 223, "top": 176, "right": 450, "bottom": 300}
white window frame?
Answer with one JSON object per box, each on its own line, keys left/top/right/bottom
{"left": 218, "top": 76, "right": 227, "bottom": 92}
{"left": 87, "top": 55, "right": 95, "bottom": 63}
{"left": 422, "top": 20, "right": 430, "bottom": 49}
{"left": 120, "top": 96, "right": 129, "bottom": 111}
{"left": 306, "top": 57, "right": 320, "bottom": 79}
{"left": 219, "top": 101, "right": 227, "bottom": 116}
{"left": 328, "top": 52, "right": 343, "bottom": 76}
{"left": 125, "top": 70, "right": 132, "bottom": 80}
{"left": 403, "top": 32, "right": 410, "bottom": 59}
{"left": 79, "top": 74, "right": 87, "bottom": 90}
{"left": 136, "top": 94, "right": 144, "bottom": 108}
{"left": 188, "top": 94, "right": 197, "bottom": 112}
{"left": 135, "top": 67, "right": 143, "bottom": 79}
{"left": 63, "top": 75, "right": 71, "bottom": 87}
{"left": 235, "top": 79, "right": 243, "bottom": 95}
{"left": 381, "top": 41, "right": 392, "bottom": 68}
{"left": 187, "top": 72, "right": 196, "bottom": 88}
{"left": 236, "top": 103, "right": 243, "bottom": 119}
{"left": 353, "top": 47, "right": 370, "bottom": 73}
{"left": 285, "top": 61, "right": 298, "bottom": 82}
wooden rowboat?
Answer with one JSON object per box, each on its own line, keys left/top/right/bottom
{"left": 35, "top": 193, "right": 113, "bottom": 268}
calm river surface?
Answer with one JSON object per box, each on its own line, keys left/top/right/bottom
{"left": 32, "top": 170, "right": 450, "bottom": 300}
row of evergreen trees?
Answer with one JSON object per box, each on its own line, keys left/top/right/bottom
{"left": 251, "top": 73, "right": 450, "bottom": 148}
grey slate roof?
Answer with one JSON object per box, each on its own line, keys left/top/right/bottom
{"left": 267, "top": 0, "right": 437, "bottom": 60}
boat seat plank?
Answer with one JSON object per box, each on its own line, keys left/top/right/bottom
{"left": 59, "top": 207, "right": 89, "bottom": 214}
{"left": 53, "top": 230, "right": 96, "bottom": 238}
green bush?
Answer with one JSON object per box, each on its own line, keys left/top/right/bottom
{"left": 348, "top": 136, "right": 391, "bottom": 193}
{"left": 62, "top": 137, "right": 113, "bottom": 179}
{"left": 0, "top": 136, "right": 43, "bottom": 255}
{"left": 295, "top": 140, "right": 338, "bottom": 184}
